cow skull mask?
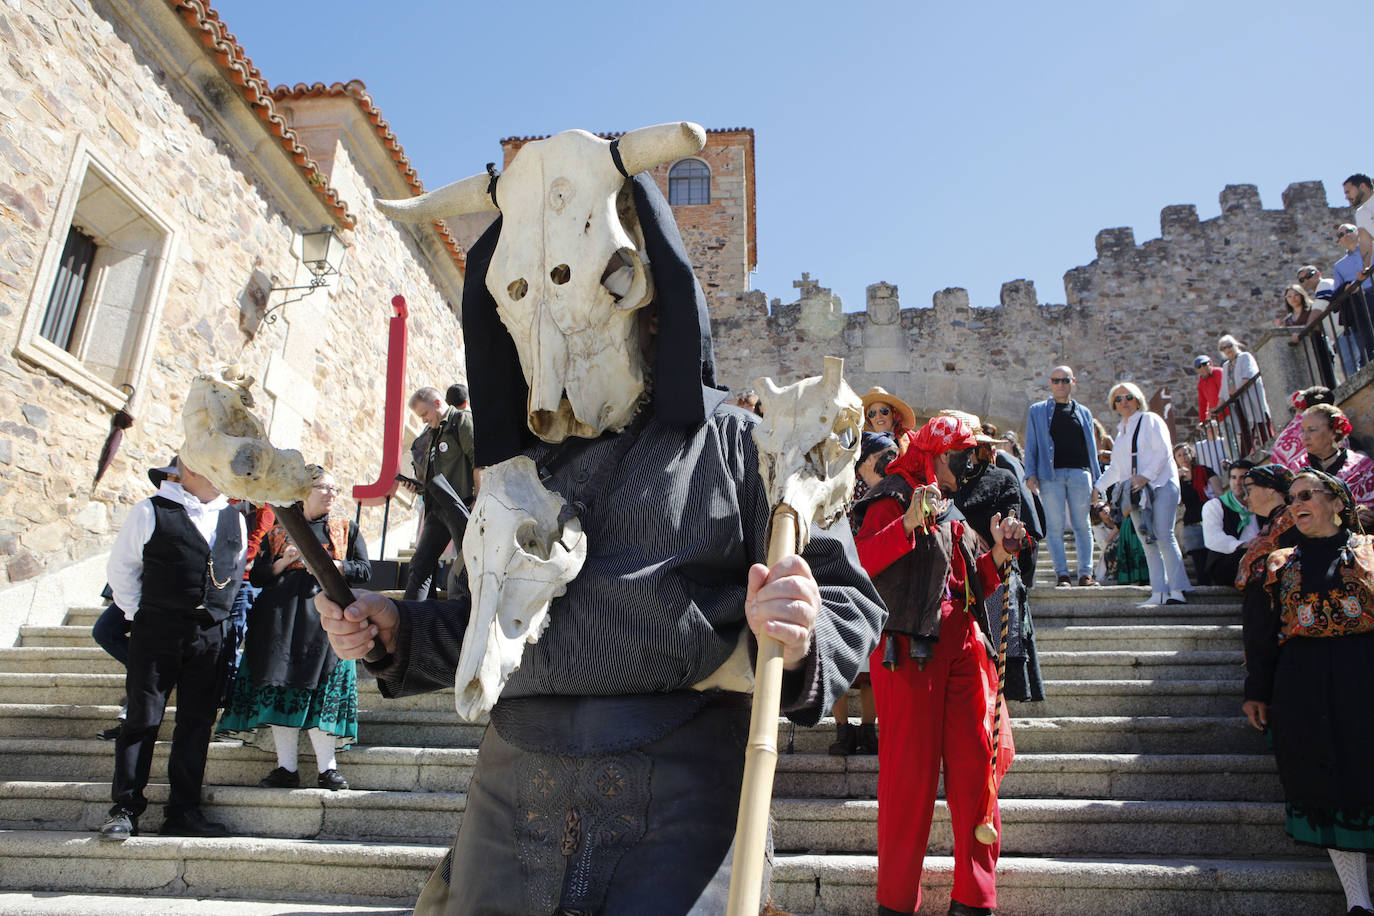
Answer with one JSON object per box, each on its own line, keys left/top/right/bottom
{"left": 452, "top": 456, "right": 587, "bottom": 720}
{"left": 753, "top": 358, "right": 862, "bottom": 551}
{"left": 377, "top": 122, "right": 707, "bottom": 443}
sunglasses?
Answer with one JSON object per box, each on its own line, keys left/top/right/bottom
{"left": 1050, "top": 377, "right": 1072, "bottom": 384}
{"left": 1339, "top": 229, "right": 1352, "bottom": 239}
{"left": 1113, "top": 394, "right": 1136, "bottom": 404}
{"left": 867, "top": 407, "right": 892, "bottom": 419}
{"left": 1286, "top": 488, "right": 1325, "bottom": 505}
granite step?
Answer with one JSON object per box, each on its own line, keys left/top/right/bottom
{"left": 1030, "top": 584, "right": 1240, "bottom": 606}
{"left": 1036, "top": 650, "right": 1244, "bottom": 681}
{"left": 1000, "top": 679, "right": 1241, "bottom": 718}
{"left": 0, "top": 892, "right": 412, "bottom": 915}
{"left": 768, "top": 797, "right": 1298, "bottom": 858}
{"left": 0, "top": 833, "right": 1336, "bottom": 916}
{"left": 0, "top": 781, "right": 465, "bottom": 845}
{"left": 1034, "top": 624, "right": 1242, "bottom": 652}
{"left": 771, "top": 852, "right": 1336, "bottom": 916}
{"left": 0, "top": 671, "right": 461, "bottom": 713}
{"left": 0, "top": 738, "right": 478, "bottom": 793}
{"left": 0, "top": 738, "right": 1278, "bottom": 802}
{"left": 0, "top": 830, "right": 437, "bottom": 906}
{"left": 0, "top": 782, "right": 1296, "bottom": 858}
{"left": 1029, "top": 605, "right": 1239, "bottom": 626}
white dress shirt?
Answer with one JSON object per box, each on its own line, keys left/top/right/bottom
{"left": 1096, "top": 411, "right": 1177, "bottom": 494}
{"left": 106, "top": 480, "right": 245, "bottom": 620}
{"left": 1201, "top": 497, "right": 1258, "bottom": 554}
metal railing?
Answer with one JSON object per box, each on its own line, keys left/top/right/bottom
{"left": 1292, "top": 287, "right": 1374, "bottom": 391}
{"left": 1192, "top": 372, "right": 1272, "bottom": 468}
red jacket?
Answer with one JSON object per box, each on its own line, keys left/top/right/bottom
{"left": 1197, "top": 367, "right": 1224, "bottom": 421}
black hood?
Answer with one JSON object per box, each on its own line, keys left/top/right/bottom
{"left": 462, "top": 173, "right": 722, "bottom": 467}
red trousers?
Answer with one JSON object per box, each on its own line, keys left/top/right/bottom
{"left": 869, "top": 609, "right": 1000, "bottom": 914}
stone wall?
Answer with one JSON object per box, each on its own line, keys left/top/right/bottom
{"left": 0, "top": 0, "right": 465, "bottom": 601}
{"left": 711, "top": 181, "right": 1352, "bottom": 436}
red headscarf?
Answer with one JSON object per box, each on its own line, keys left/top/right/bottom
{"left": 886, "top": 415, "right": 977, "bottom": 487}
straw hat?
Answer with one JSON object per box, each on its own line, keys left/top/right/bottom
{"left": 860, "top": 387, "right": 916, "bottom": 432}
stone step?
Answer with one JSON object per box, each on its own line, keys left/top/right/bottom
{"left": 61, "top": 607, "right": 105, "bottom": 628}
{"left": 1001, "top": 716, "right": 1263, "bottom": 756}
{"left": 1030, "top": 605, "right": 1239, "bottom": 626}
{"left": 771, "top": 751, "right": 1279, "bottom": 801}
{"left": 0, "top": 892, "right": 411, "bottom": 915}
{"left": 0, "top": 831, "right": 1336, "bottom": 916}
{"left": 0, "top": 704, "right": 487, "bottom": 748}
{"left": 771, "top": 852, "right": 1336, "bottom": 916}
{"left": 0, "top": 671, "right": 461, "bottom": 713}
{"left": 0, "top": 738, "right": 1278, "bottom": 802}
{"left": 0, "top": 782, "right": 1295, "bottom": 858}
{"left": 1030, "top": 584, "right": 1240, "bottom": 606}
{"left": 0, "top": 781, "right": 465, "bottom": 845}
{"left": 1036, "top": 650, "right": 1244, "bottom": 681}
{"left": 0, "top": 739, "right": 477, "bottom": 793}
{"left": 0, "top": 830, "right": 436, "bottom": 906}
{"left": 1034, "top": 624, "right": 1241, "bottom": 652}
{"left": 1009, "top": 680, "right": 1241, "bottom": 718}
{"left": 769, "top": 797, "right": 1297, "bottom": 858}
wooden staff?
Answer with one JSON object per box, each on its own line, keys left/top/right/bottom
{"left": 727, "top": 355, "right": 861, "bottom": 916}
{"left": 726, "top": 508, "right": 798, "bottom": 916}
{"left": 272, "top": 503, "right": 386, "bottom": 664}
{"left": 975, "top": 560, "right": 1013, "bottom": 844}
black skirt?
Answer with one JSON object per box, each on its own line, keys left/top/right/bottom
{"left": 1269, "top": 632, "right": 1374, "bottom": 817}
{"left": 242, "top": 569, "right": 339, "bottom": 691}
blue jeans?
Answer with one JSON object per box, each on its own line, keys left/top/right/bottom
{"left": 1040, "top": 467, "right": 1094, "bottom": 578}
{"left": 1138, "top": 477, "right": 1191, "bottom": 596}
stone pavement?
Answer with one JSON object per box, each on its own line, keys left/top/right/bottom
{"left": 0, "top": 541, "right": 1342, "bottom": 914}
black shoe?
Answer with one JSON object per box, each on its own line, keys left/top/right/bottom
{"left": 98, "top": 807, "right": 137, "bottom": 841}
{"left": 317, "top": 769, "right": 349, "bottom": 791}
{"left": 258, "top": 766, "right": 299, "bottom": 788}
{"left": 159, "top": 808, "right": 228, "bottom": 837}
{"left": 855, "top": 723, "right": 879, "bottom": 755}
{"left": 96, "top": 723, "right": 122, "bottom": 741}
{"left": 1349, "top": 908, "right": 1374, "bottom": 915}
{"left": 949, "top": 903, "right": 994, "bottom": 916}
{"left": 827, "top": 722, "right": 857, "bottom": 756}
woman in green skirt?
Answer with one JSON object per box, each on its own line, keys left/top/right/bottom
{"left": 218, "top": 472, "right": 369, "bottom": 790}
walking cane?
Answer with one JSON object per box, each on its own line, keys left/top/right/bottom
{"left": 976, "top": 557, "right": 1013, "bottom": 844}
{"left": 726, "top": 357, "right": 862, "bottom": 916}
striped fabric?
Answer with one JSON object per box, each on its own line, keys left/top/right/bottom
{"left": 372, "top": 404, "right": 886, "bottom": 726}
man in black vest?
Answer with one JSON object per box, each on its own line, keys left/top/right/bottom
{"left": 100, "top": 456, "right": 246, "bottom": 840}
{"left": 1202, "top": 459, "right": 1258, "bottom": 587}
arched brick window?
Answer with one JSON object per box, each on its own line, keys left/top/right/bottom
{"left": 668, "top": 159, "right": 710, "bottom": 205}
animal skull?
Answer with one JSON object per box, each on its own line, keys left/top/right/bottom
{"left": 453, "top": 456, "right": 587, "bottom": 720}
{"left": 180, "top": 366, "right": 320, "bottom": 505}
{"left": 752, "top": 357, "right": 862, "bottom": 552}
{"left": 376, "top": 122, "right": 707, "bottom": 443}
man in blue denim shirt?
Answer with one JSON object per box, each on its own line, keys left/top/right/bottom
{"left": 1024, "top": 366, "right": 1102, "bottom": 586}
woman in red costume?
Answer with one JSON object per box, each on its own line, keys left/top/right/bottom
{"left": 852, "top": 415, "right": 1026, "bottom": 916}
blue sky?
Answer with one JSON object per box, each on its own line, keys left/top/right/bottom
{"left": 217, "top": 0, "right": 1355, "bottom": 313}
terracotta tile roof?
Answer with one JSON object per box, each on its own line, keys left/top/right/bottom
{"left": 166, "top": 0, "right": 357, "bottom": 229}
{"left": 271, "top": 80, "right": 466, "bottom": 272}
{"left": 500, "top": 127, "right": 757, "bottom": 271}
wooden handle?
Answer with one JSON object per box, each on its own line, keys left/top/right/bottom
{"left": 274, "top": 505, "right": 386, "bottom": 664}
{"left": 726, "top": 511, "right": 797, "bottom": 916}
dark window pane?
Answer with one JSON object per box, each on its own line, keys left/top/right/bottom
{"left": 40, "top": 226, "right": 97, "bottom": 351}
{"left": 669, "top": 159, "right": 710, "bottom": 205}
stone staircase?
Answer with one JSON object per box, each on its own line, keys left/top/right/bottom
{"left": 0, "top": 540, "right": 1341, "bottom": 914}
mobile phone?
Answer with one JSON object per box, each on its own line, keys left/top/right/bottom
{"left": 394, "top": 473, "right": 422, "bottom": 489}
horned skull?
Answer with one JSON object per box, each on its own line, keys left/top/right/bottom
{"left": 180, "top": 365, "right": 320, "bottom": 505}
{"left": 752, "top": 357, "right": 862, "bottom": 552}
{"left": 376, "top": 122, "right": 707, "bottom": 443}
{"left": 452, "top": 456, "right": 587, "bottom": 721}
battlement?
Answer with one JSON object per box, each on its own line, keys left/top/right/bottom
{"left": 710, "top": 178, "right": 1355, "bottom": 432}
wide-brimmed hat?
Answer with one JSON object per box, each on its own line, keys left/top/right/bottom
{"left": 860, "top": 387, "right": 916, "bottom": 432}
{"left": 147, "top": 455, "right": 179, "bottom": 488}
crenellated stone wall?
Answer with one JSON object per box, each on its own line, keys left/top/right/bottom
{"left": 712, "top": 180, "right": 1353, "bottom": 436}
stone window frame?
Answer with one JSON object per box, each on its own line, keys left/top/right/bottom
{"left": 13, "top": 136, "right": 179, "bottom": 412}
{"left": 668, "top": 158, "right": 711, "bottom": 206}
